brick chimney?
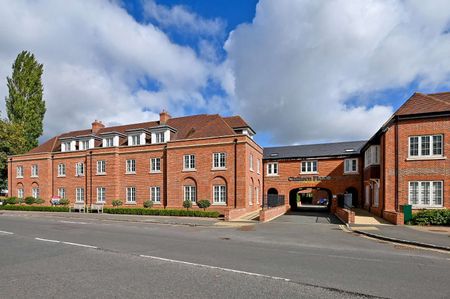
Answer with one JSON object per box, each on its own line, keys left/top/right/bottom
{"left": 91, "top": 120, "right": 105, "bottom": 134}
{"left": 159, "top": 110, "right": 171, "bottom": 125}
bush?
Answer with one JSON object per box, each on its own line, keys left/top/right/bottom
{"left": 0, "top": 205, "right": 69, "bottom": 212}
{"left": 197, "top": 199, "right": 211, "bottom": 211}
{"left": 5, "top": 197, "right": 17, "bottom": 205}
{"left": 183, "top": 200, "right": 192, "bottom": 210}
{"left": 59, "top": 198, "right": 69, "bottom": 206}
{"left": 17, "top": 197, "right": 25, "bottom": 204}
{"left": 25, "top": 196, "right": 35, "bottom": 205}
{"left": 112, "top": 199, "right": 123, "bottom": 207}
{"left": 411, "top": 209, "right": 450, "bottom": 226}
{"left": 35, "top": 198, "right": 44, "bottom": 204}
{"left": 103, "top": 207, "right": 220, "bottom": 218}
{"left": 143, "top": 200, "right": 153, "bottom": 208}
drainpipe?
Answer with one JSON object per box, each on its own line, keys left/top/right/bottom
{"left": 89, "top": 151, "right": 93, "bottom": 207}
{"left": 234, "top": 139, "right": 238, "bottom": 209}
{"left": 84, "top": 154, "right": 88, "bottom": 209}
{"left": 394, "top": 117, "right": 399, "bottom": 212}
{"left": 8, "top": 157, "right": 12, "bottom": 197}
{"left": 163, "top": 145, "right": 168, "bottom": 209}
{"left": 51, "top": 155, "right": 54, "bottom": 198}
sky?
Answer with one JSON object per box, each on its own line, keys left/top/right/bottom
{"left": 1, "top": 0, "right": 450, "bottom": 147}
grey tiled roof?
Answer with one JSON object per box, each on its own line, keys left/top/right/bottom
{"left": 263, "top": 140, "right": 367, "bottom": 160}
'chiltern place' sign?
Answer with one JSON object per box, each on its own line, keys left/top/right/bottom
{"left": 288, "top": 176, "right": 332, "bottom": 182}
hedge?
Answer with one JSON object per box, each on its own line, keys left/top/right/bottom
{"left": 103, "top": 207, "right": 220, "bottom": 218}
{"left": 0, "top": 205, "right": 69, "bottom": 212}
{"left": 411, "top": 209, "right": 450, "bottom": 226}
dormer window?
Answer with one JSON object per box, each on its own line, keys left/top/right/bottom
{"left": 125, "top": 129, "right": 148, "bottom": 146}
{"left": 60, "top": 139, "right": 77, "bottom": 152}
{"left": 155, "top": 132, "right": 165, "bottom": 143}
{"left": 104, "top": 137, "right": 114, "bottom": 147}
{"left": 78, "top": 137, "right": 96, "bottom": 150}
{"left": 61, "top": 141, "right": 71, "bottom": 152}
{"left": 100, "top": 132, "right": 123, "bottom": 147}
{"left": 149, "top": 125, "right": 176, "bottom": 144}
{"left": 131, "top": 134, "right": 140, "bottom": 146}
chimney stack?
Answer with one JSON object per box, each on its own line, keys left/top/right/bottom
{"left": 159, "top": 110, "right": 171, "bottom": 125}
{"left": 91, "top": 120, "right": 105, "bottom": 134}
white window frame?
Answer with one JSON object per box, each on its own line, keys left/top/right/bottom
{"left": 344, "top": 158, "right": 358, "bottom": 174}
{"left": 57, "top": 187, "right": 66, "bottom": 199}
{"left": 126, "top": 159, "right": 136, "bottom": 174}
{"left": 58, "top": 163, "right": 66, "bottom": 177}
{"left": 76, "top": 187, "right": 85, "bottom": 203}
{"left": 32, "top": 187, "right": 40, "bottom": 199}
{"left": 267, "top": 162, "right": 278, "bottom": 176}
{"left": 126, "top": 187, "right": 136, "bottom": 203}
{"left": 249, "top": 154, "right": 253, "bottom": 171}
{"left": 17, "top": 188, "right": 24, "bottom": 199}
{"left": 80, "top": 140, "right": 90, "bottom": 151}
{"left": 16, "top": 166, "right": 24, "bottom": 178}
{"left": 150, "top": 186, "right": 161, "bottom": 203}
{"left": 183, "top": 155, "right": 196, "bottom": 170}
{"left": 104, "top": 137, "right": 114, "bottom": 147}
{"left": 257, "top": 159, "right": 260, "bottom": 174}
{"left": 301, "top": 160, "right": 318, "bottom": 174}
{"left": 408, "top": 181, "right": 443, "bottom": 208}
{"left": 255, "top": 186, "right": 259, "bottom": 204}
{"left": 364, "top": 145, "right": 380, "bottom": 167}
{"left": 249, "top": 185, "right": 253, "bottom": 205}
{"left": 155, "top": 132, "right": 165, "bottom": 143}
{"left": 150, "top": 158, "right": 161, "bottom": 173}
{"left": 184, "top": 185, "right": 196, "bottom": 202}
{"left": 62, "top": 141, "right": 71, "bottom": 152}
{"left": 408, "top": 135, "right": 443, "bottom": 159}
{"left": 130, "top": 134, "right": 140, "bottom": 146}
{"left": 97, "top": 160, "right": 106, "bottom": 175}
{"left": 31, "top": 164, "right": 39, "bottom": 177}
{"left": 213, "top": 153, "right": 226, "bottom": 169}
{"left": 213, "top": 185, "right": 226, "bottom": 205}
{"left": 97, "top": 187, "right": 106, "bottom": 203}
{"left": 75, "top": 162, "right": 85, "bottom": 176}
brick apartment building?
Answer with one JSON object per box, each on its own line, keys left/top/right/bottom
{"left": 7, "top": 92, "right": 449, "bottom": 223}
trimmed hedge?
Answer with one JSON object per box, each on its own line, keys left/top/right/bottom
{"left": 103, "top": 207, "right": 220, "bottom": 218}
{"left": 411, "top": 209, "right": 450, "bottom": 226}
{"left": 0, "top": 205, "right": 69, "bottom": 212}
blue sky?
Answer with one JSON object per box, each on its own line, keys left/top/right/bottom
{"left": 1, "top": 0, "right": 450, "bottom": 147}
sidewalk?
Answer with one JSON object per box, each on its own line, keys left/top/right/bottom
{"left": 349, "top": 223, "right": 450, "bottom": 251}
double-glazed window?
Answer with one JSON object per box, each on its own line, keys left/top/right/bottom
{"left": 97, "top": 187, "right": 106, "bottom": 202}
{"left": 97, "top": 160, "right": 106, "bottom": 174}
{"left": 126, "top": 159, "right": 136, "bottom": 174}
{"left": 213, "top": 185, "right": 226, "bottom": 204}
{"left": 31, "top": 165, "right": 39, "bottom": 177}
{"left": 130, "top": 135, "right": 140, "bottom": 146}
{"left": 16, "top": 166, "right": 24, "bottom": 178}
{"left": 409, "top": 135, "right": 443, "bottom": 158}
{"left": 76, "top": 188, "right": 84, "bottom": 202}
{"left": 249, "top": 154, "right": 253, "bottom": 171}
{"left": 344, "top": 159, "right": 358, "bottom": 173}
{"left": 183, "top": 155, "right": 195, "bottom": 170}
{"left": 32, "top": 187, "right": 40, "bottom": 199}
{"left": 409, "top": 181, "right": 443, "bottom": 207}
{"left": 213, "top": 153, "right": 226, "bottom": 169}
{"left": 80, "top": 140, "right": 90, "bottom": 150}
{"left": 155, "top": 132, "right": 165, "bottom": 143}
{"left": 184, "top": 185, "right": 196, "bottom": 202}
{"left": 58, "top": 163, "right": 66, "bottom": 177}
{"left": 75, "top": 163, "right": 85, "bottom": 176}
{"left": 257, "top": 159, "right": 260, "bottom": 174}
{"left": 58, "top": 188, "right": 66, "bottom": 199}
{"left": 150, "top": 158, "right": 161, "bottom": 173}
{"left": 17, "top": 188, "right": 24, "bottom": 199}
{"left": 301, "top": 161, "right": 317, "bottom": 174}
{"left": 267, "top": 162, "right": 278, "bottom": 175}
{"left": 104, "top": 137, "right": 114, "bottom": 147}
{"left": 62, "top": 141, "right": 71, "bottom": 152}
{"left": 126, "top": 187, "right": 136, "bottom": 202}
{"left": 150, "top": 186, "right": 160, "bottom": 203}
{"left": 364, "top": 145, "right": 380, "bottom": 167}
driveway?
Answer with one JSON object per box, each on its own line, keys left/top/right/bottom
{"left": 271, "top": 210, "right": 342, "bottom": 224}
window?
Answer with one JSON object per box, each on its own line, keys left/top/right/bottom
{"left": 344, "top": 159, "right": 358, "bottom": 173}
{"left": 213, "top": 153, "right": 226, "bottom": 169}
{"left": 97, "top": 160, "right": 106, "bottom": 174}
{"left": 150, "top": 158, "right": 161, "bottom": 173}
{"left": 17, "top": 188, "right": 24, "bottom": 199}
{"left": 249, "top": 154, "right": 253, "bottom": 171}
{"left": 31, "top": 165, "right": 39, "bottom": 177}
{"left": 255, "top": 186, "right": 259, "bottom": 204}
{"left": 301, "top": 161, "right": 318, "bottom": 174}
{"left": 104, "top": 137, "right": 114, "bottom": 147}
{"left": 75, "top": 162, "right": 85, "bottom": 176}
{"left": 80, "top": 140, "right": 90, "bottom": 150}
{"left": 62, "top": 141, "right": 71, "bottom": 152}
{"left": 249, "top": 185, "right": 253, "bottom": 205}
{"left": 267, "top": 162, "right": 278, "bottom": 175}
{"left": 97, "top": 187, "right": 106, "bottom": 203}
{"left": 130, "top": 134, "right": 140, "bottom": 146}
{"left": 16, "top": 166, "right": 24, "bottom": 178}
{"left": 183, "top": 155, "right": 195, "bottom": 170}
{"left": 257, "top": 159, "right": 260, "bottom": 174}
{"left": 58, "top": 163, "right": 66, "bottom": 177}
{"left": 409, "top": 181, "right": 443, "bottom": 207}
{"left": 409, "top": 135, "right": 443, "bottom": 158}
{"left": 126, "top": 187, "right": 136, "bottom": 203}
{"left": 184, "top": 185, "right": 196, "bottom": 202}
{"left": 364, "top": 145, "right": 380, "bottom": 167}
{"left": 57, "top": 188, "right": 66, "bottom": 199}
{"left": 126, "top": 159, "right": 136, "bottom": 174}
{"left": 213, "top": 185, "right": 226, "bottom": 204}
{"left": 32, "top": 187, "right": 40, "bottom": 199}
{"left": 150, "top": 186, "right": 160, "bottom": 203}
{"left": 155, "top": 132, "right": 165, "bottom": 143}
{"left": 76, "top": 188, "right": 84, "bottom": 202}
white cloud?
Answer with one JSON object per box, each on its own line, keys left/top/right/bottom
{"left": 224, "top": 0, "right": 450, "bottom": 145}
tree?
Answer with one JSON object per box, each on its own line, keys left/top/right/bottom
{"left": 5, "top": 50, "right": 46, "bottom": 150}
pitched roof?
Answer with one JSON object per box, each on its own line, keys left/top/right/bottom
{"left": 395, "top": 92, "right": 450, "bottom": 116}
{"left": 223, "top": 116, "right": 250, "bottom": 128}
{"left": 28, "top": 113, "right": 246, "bottom": 154}
{"left": 263, "top": 140, "right": 367, "bottom": 160}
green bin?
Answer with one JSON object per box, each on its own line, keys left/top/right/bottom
{"left": 400, "top": 204, "right": 412, "bottom": 223}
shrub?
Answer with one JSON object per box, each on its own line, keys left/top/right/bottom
{"left": 0, "top": 205, "right": 69, "bottom": 212}
{"left": 5, "top": 197, "right": 17, "bottom": 205}
{"left": 112, "top": 199, "right": 123, "bottom": 207}
{"left": 103, "top": 207, "right": 220, "bottom": 218}
{"left": 411, "top": 209, "right": 450, "bottom": 226}
{"left": 17, "top": 197, "right": 25, "bottom": 204}
{"left": 197, "top": 199, "right": 211, "bottom": 211}
{"left": 35, "top": 198, "right": 44, "bottom": 204}
{"left": 59, "top": 198, "right": 69, "bottom": 206}
{"left": 25, "top": 197, "right": 35, "bottom": 205}
{"left": 183, "top": 200, "right": 192, "bottom": 210}
{"left": 143, "top": 200, "right": 153, "bottom": 208}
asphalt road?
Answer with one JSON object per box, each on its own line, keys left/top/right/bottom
{"left": 0, "top": 213, "right": 449, "bottom": 298}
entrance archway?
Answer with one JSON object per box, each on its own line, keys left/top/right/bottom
{"left": 345, "top": 187, "right": 358, "bottom": 208}
{"left": 268, "top": 188, "right": 278, "bottom": 195}
{"left": 289, "top": 187, "right": 332, "bottom": 212}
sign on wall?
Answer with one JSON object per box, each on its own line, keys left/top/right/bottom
{"left": 288, "top": 176, "right": 332, "bottom": 182}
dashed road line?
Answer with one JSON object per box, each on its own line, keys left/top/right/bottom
{"left": 59, "top": 220, "right": 88, "bottom": 225}
{"left": 62, "top": 241, "right": 98, "bottom": 249}
{"left": 0, "top": 230, "right": 14, "bottom": 235}
{"left": 35, "top": 237, "right": 60, "bottom": 243}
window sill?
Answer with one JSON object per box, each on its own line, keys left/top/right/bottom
{"left": 300, "top": 172, "right": 318, "bottom": 175}
{"left": 212, "top": 203, "right": 227, "bottom": 206}
{"left": 266, "top": 174, "right": 279, "bottom": 177}
{"left": 30, "top": 176, "right": 39, "bottom": 178}
{"left": 125, "top": 172, "right": 136, "bottom": 175}
{"left": 211, "top": 167, "right": 227, "bottom": 171}
{"left": 96, "top": 173, "right": 106, "bottom": 176}
{"left": 152, "top": 202, "right": 162, "bottom": 204}
{"left": 16, "top": 176, "right": 23, "bottom": 179}
{"left": 410, "top": 205, "right": 443, "bottom": 209}
{"left": 149, "top": 171, "right": 162, "bottom": 174}
{"left": 125, "top": 202, "right": 136, "bottom": 205}
{"left": 57, "top": 175, "right": 66, "bottom": 178}
{"left": 406, "top": 156, "right": 446, "bottom": 161}
{"left": 182, "top": 169, "right": 196, "bottom": 172}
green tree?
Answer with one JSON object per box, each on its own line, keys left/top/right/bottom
{"left": 5, "top": 50, "right": 46, "bottom": 150}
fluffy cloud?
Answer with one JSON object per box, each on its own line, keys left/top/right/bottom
{"left": 224, "top": 0, "right": 450, "bottom": 145}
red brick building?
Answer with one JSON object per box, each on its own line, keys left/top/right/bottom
{"left": 8, "top": 112, "right": 263, "bottom": 215}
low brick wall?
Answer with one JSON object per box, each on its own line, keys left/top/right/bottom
{"left": 335, "top": 207, "right": 355, "bottom": 224}
{"left": 259, "top": 205, "right": 288, "bottom": 222}
{"left": 224, "top": 208, "right": 250, "bottom": 221}
{"left": 383, "top": 210, "right": 404, "bottom": 225}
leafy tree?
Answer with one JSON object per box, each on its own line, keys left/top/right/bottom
{"left": 183, "top": 199, "right": 192, "bottom": 210}
{"left": 197, "top": 199, "right": 211, "bottom": 211}
{"left": 5, "top": 50, "right": 46, "bottom": 150}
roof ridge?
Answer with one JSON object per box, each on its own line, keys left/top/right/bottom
{"left": 423, "top": 93, "right": 450, "bottom": 106}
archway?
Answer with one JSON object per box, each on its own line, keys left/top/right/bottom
{"left": 289, "top": 187, "right": 332, "bottom": 212}
{"left": 267, "top": 188, "right": 278, "bottom": 195}
{"left": 345, "top": 187, "right": 359, "bottom": 208}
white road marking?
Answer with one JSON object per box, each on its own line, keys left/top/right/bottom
{"left": 139, "top": 254, "right": 291, "bottom": 282}
{"left": 0, "top": 230, "right": 14, "bottom": 235}
{"left": 35, "top": 237, "right": 60, "bottom": 243}
{"left": 59, "top": 220, "right": 88, "bottom": 225}
{"left": 62, "top": 241, "right": 97, "bottom": 249}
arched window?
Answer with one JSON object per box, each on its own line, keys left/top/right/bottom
{"left": 212, "top": 176, "right": 227, "bottom": 205}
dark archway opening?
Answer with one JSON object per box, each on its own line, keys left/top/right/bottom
{"left": 268, "top": 188, "right": 278, "bottom": 195}
{"left": 289, "top": 187, "right": 332, "bottom": 212}
{"left": 345, "top": 187, "right": 358, "bottom": 208}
